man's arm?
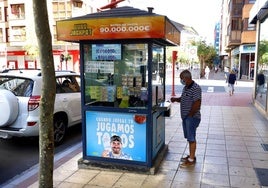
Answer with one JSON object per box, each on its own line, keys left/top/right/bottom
{"left": 170, "top": 97, "right": 181, "bottom": 103}
{"left": 188, "top": 99, "right": 201, "bottom": 117}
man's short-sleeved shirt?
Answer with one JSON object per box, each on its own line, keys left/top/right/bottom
{"left": 180, "top": 81, "right": 202, "bottom": 119}
{"left": 108, "top": 151, "right": 132, "bottom": 160}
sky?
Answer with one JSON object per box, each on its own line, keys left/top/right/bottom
{"left": 117, "top": 0, "right": 223, "bottom": 44}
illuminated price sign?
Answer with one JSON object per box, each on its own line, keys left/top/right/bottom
{"left": 92, "top": 44, "right": 121, "bottom": 61}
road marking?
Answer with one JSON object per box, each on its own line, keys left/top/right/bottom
{"left": 207, "top": 87, "right": 214, "bottom": 92}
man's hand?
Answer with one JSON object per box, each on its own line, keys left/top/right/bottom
{"left": 170, "top": 97, "right": 180, "bottom": 103}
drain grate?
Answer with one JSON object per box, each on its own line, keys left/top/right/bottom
{"left": 254, "top": 168, "right": 268, "bottom": 186}
{"left": 261, "top": 144, "right": 268, "bottom": 151}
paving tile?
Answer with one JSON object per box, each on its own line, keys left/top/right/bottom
{"left": 155, "top": 169, "right": 177, "bottom": 181}
{"left": 227, "top": 151, "right": 250, "bottom": 159}
{"left": 141, "top": 173, "right": 172, "bottom": 188}
{"left": 204, "top": 156, "right": 227, "bottom": 165}
{"left": 252, "top": 160, "right": 268, "bottom": 169}
{"left": 225, "top": 144, "right": 248, "bottom": 152}
{"left": 206, "top": 143, "right": 226, "bottom": 151}
{"left": 205, "top": 149, "right": 227, "bottom": 157}
{"left": 56, "top": 182, "right": 84, "bottom": 188}
{"left": 202, "top": 173, "right": 230, "bottom": 187}
{"left": 249, "top": 152, "right": 268, "bottom": 160}
{"left": 203, "top": 163, "right": 228, "bottom": 175}
{"left": 229, "top": 166, "right": 257, "bottom": 177}
{"left": 171, "top": 181, "right": 200, "bottom": 188}
{"left": 178, "top": 163, "right": 204, "bottom": 173}
{"left": 87, "top": 170, "right": 122, "bottom": 187}
{"left": 228, "top": 158, "right": 253, "bottom": 168}
{"left": 64, "top": 169, "right": 99, "bottom": 184}
{"left": 173, "top": 171, "right": 202, "bottom": 184}
{"left": 230, "top": 175, "right": 260, "bottom": 188}
{"left": 113, "top": 173, "right": 148, "bottom": 188}
{"left": 159, "top": 160, "right": 180, "bottom": 171}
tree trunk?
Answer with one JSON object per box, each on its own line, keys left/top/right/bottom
{"left": 32, "top": 0, "right": 56, "bottom": 187}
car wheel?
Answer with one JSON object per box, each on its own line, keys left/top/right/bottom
{"left": 0, "top": 89, "right": 19, "bottom": 127}
{"left": 53, "top": 115, "right": 67, "bottom": 145}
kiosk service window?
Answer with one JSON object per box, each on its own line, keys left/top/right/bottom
{"left": 83, "top": 43, "right": 161, "bottom": 109}
{"left": 83, "top": 43, "right": 165, "bottom": 109}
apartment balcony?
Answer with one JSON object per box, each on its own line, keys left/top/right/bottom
{"left": 241, "top": 30, "right": 256, "bottom": 44}
{"left": 226, "top": 30, "right": 241, "bottom": 48}
{"left": 242, "top": 4, "right": 254, "bottom": 19}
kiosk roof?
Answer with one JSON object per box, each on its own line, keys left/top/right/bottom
{"left": 56, "top": 6, "right": 181, "bottom": 45}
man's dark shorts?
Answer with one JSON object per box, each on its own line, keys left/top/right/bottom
{"left": 182, "top": 117, "right": 201, "bottom": 142}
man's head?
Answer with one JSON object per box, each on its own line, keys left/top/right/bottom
{"left": 180, "top": 70, "right": 193, "bottom": 86}
{"left": 110, "top": 135, "right": 122, "bottom": 154}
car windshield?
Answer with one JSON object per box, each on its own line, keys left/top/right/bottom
{"left": 0, "top": 76, "right": 33, "bottom": 97}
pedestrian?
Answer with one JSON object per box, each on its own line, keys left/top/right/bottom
{"left": 170, "top": 69, "right": 202, "bottom": 167}
{"left": 228, "top": 70, "right": 237, "bottom": 96}
{"left": 257, "top": 70, "right": 265, "bottom": 98}
{"left": 224, "top": 66, "right": 230, "bottom": 83}
{"left": 250, "top": 68, "right": 254, "bottom": 80}
{"left": 205, "top": 66, "right": 210, "bottom": 79}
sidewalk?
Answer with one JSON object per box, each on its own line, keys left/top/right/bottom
{"left": 3, "top": 91, "right": 268, "bottom": 188}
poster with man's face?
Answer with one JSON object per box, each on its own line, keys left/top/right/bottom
{"left": 85, "top": 111, "right": 147, "bottom": 162}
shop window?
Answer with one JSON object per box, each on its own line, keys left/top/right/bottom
{"left": 256, "top": 18, "right": 268, "bottom": 107}
{"left": 10, "top": 4, "right": 25, "bottom": 19}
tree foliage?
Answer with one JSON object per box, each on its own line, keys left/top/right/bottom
{"left": 258, "top": 40, "right": 268, "bottom": 67}
{"left": 33, "top": 0, "right": 56, "bottom": 187}
{"left": 192, "top": 40, "right": 217, "bottom": 70}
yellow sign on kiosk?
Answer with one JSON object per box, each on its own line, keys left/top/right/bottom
{"left": 56, "top": 16, "right": 180, "bottom": 45}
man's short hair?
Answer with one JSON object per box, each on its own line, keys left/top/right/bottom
{"left": 180, "top": 69, "right": 192, "bottom": 79}
{"left": 110, "top": 135, "right": 122, "bottom": 143}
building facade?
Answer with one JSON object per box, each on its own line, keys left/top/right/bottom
{"left": 220, "top": 0, "right": 256, "bottom": 79}
{"left": 0, "top": 0, "right": 91, "bottom": 72}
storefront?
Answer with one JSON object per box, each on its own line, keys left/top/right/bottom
{"left": 0, "top": 48, "right": 80, "bottom": 72}
{"left": 231, "top": 45, "right": 255, "bottom": 80}
{"left": 250, "top": 0, "right": 268, "bottom": 118}
{"left": 56, "top": 6, "right": 180, "bottom": 173}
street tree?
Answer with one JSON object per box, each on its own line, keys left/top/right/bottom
{"left": 192, "top": 40, "right": 217, "bottom": 76}
{"left": 33, "top": 0, "right": 56, "bottom": 187}
{"left": 258, "top": 39, "right": 268, "bottom": 68}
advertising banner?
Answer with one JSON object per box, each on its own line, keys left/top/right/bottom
{"left": 85, "top": 111, "right": 147, "bottom": 162}
{"left": 57, "top": 16, "right": 167, "bottom": 41}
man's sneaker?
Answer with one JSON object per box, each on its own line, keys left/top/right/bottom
{"left": 180, "top": 155, "right": 196, "bottom": 162}
{"left": 180, "top": 158, "right": 196, "bottom": 167}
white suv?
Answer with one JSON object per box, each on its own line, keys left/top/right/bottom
{"left": 0, "top": 69, "right": 81, "bottom": 145}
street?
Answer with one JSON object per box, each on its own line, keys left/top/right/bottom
{"left": 0, "top": 124, "right": 82, "bottom": 185}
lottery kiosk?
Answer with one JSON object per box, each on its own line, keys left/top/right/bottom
{"left": 56, "top": 6, "right": 180, "bottom": 173}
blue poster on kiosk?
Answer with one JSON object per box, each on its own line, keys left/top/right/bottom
{"left": 85, "top": 111, "right": 147, "bottom": 162}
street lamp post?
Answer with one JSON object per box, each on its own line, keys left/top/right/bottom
{"left": 171, "top": 51, "right": 178, "bottom": 96}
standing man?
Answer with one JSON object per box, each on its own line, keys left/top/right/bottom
{"left": 171, "top": 69, "right": 202, "bottom": 167}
